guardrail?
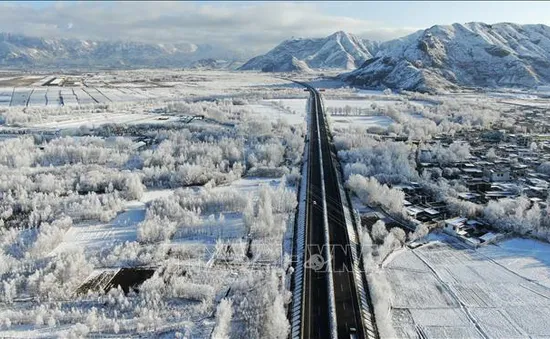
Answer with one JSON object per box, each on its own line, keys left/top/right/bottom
{"left": 289, "top": 96, "right": 310, "bottom": 339}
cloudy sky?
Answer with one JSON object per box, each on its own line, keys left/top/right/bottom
{"left": 2, "top": 1, "right": 550, "bottom": 55}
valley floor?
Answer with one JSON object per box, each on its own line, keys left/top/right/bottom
{"left": 2, "top": 69, "right": 550, "bottom": 338}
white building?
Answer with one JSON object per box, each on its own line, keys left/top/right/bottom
{"left": 483, "top": 168, "right": 511, "bottom": 182}
{"left": 443, "top": 217, "right": 468, "bottom": 235}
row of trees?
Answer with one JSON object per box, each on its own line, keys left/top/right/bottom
{"left": 418, "top": 141, "right": 471, "bottom": 164}
{"left": 338, "top": 136, "right": 418, "bottom": 184}
{"left": 347, "top": 175, "right": 405, "bottom": 216}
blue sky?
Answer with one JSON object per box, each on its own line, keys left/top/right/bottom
{"left": 314, "top": 1, "right": 550, "bottom": 27}
{"left": 1, "top": 1, "right": 549, "bottom": 54}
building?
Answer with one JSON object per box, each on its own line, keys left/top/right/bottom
{"left": 483, "top": 167, "right": 511, "bottom": 182}
{"left": 443, "top": 217, "right": 468, "bottom": 235}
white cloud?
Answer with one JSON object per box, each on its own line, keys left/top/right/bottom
{"left": 0, "top": 2, "right": 415, "bottom": 56}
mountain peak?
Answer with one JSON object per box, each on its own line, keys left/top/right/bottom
{"left": 342, "top": 22, "right": 550, "bottom": 91}
{"left": 239, "top": 31, "right": 375, "bottom": 72}
{"left": 329, "top": 31, "right": 350, "bottom": 38}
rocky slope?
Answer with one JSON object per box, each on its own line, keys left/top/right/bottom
{"left": 239, "top": 31, "right": 377, "bottom": 72}
{"left": 342, "top": 23, "right": 550, "bottom": 91}
{"left": 0, "top": 32, "right": 241, "bottom": 69}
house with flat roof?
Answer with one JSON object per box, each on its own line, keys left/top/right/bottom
{"left": 483, "top": 167, "right": 511, "bottom": 182}
{"left": 443, "top": 217, "right": 468, "bottom": 235}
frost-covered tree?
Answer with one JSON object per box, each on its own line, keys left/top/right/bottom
{"left": 340, "top": 139, "right": 417, "bottom": 184}
{"left": 377, "top": 232, "right": 400, "bottom": 263}
{"left": 486, "top": 147, "right": 497, "bottom": 161}
{"left": 232, "top": 270, "right": 290, "bottom": 338}
{"left": 390, "top": 227, "right": 406, "bottom": 244}
{"left": 408, "top": 224, "right": 429, "bottom": 242}
{"left": 243, "top": 196, "right": 255, "bottom": 235}
{"left": 27, "top": 249, "right": 93, "bottom": 300}
{"left": 371, "top": 220, "right": 388, "bottom": 244}
{"left": 27, "top": 217, "right": 73, "bottom": 259}
{"left": 137, "top": 214, "right": 177, "bottom": 243}
{"left": 124, "top": 173, "right": 145, "bottom": 200}
{"left": 253, "top": 186, "right": 276, "bottom": 237}
{"left": 423, "top": 141, "right": 471, "bottom": 165}
{"left": 262, "top": 294, "right": 289, "bottom": 339}
{"left": 483, "top": 196, "right": 548, "bottom": 238}
{"left": 446, "top": 197, "right": 483, "bottom": 218}
{"left": 347, "top": 175, "right": 405, "bottom": 215}
{"left": 212, "top": 298, "right": 233, "bottom": 339}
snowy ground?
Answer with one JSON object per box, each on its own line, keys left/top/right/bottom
{"left": 0, "top": 70, "right": 306, "bottom": 108}
{"left": 384, "top": 233, "right": 550, "bottom": 338}
{"left": 0, "top": 70, "right": 303, "bottom": 338}
{"left": 479, "top": 238, "right": 550, "bottom": 289}
{"left": 330, "top": 115, "right": 394, "bottom": 130}
{"left": 0, "top": 86, "right": 147, "bottom": 107}
{"left": 324, "top": 98, "right": 400, "bottom": 110}
{"left": 51, "top": 177, "right": 286, "bottom": 256}
{"left": 322, "top": 99, "right": 398, "bottom": 130}
{"left": 51, "top": 189, "right": 175, "bottom": 255}
{"left": 244, "top": 99, "right": 306, "bottom": 125}
{"left": 29, "top": 113, "right": 180, "bottom": 130}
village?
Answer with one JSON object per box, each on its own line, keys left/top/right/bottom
{"left": 393, "top": 105, "right": 550, "bottom": 247}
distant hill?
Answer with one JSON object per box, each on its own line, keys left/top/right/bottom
{"left": 187, "top": 58, "right": 243, "bottom": 70}
{"left": 0, "top": 32, "right": 243, "bottom": 69}
{"left": 239, "top": 31, "right": 378, "bottom": 72}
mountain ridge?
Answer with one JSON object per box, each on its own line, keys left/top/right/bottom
{"left": 239, "top": 31, "right": 378, "bottom": 72}
{"left": 4, "top": 22, "right": 550, "bottom": 92}
{"left": 0, "top": 32, "right": 243, "bottom": 69}
{"left": 342, "top": 22, "right": 550, "bottom": 91}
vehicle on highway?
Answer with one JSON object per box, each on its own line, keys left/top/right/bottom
{"left": 349, "top": 327, "right": 357, "bottom": 339}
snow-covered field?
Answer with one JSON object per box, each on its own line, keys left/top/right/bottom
{"left": 0, "top": 70, "right": 303, "bottom": 338}
{"left": 324, "top": 98, "right": 399, "bottom": 110}
{"left": 479, "top": 238, "right": 550, "bottom": 289}
{"left": 330, "top": 115, "right": 394, "bottom": 130}
{"left": 322, "top": 99, "right": 399, "bottom": 130}
{"left": 0, "top": 86, "right": 158, "bottom": 107}
{"left": 245, "top": 99, "right": 306, "bottom": 125}
{"left": 30, "top": 112, "right": 180, "bottom": 130}
{"left": 50, "top": 177, "right": 288, "bottom": 256}
{"left": 51, "top": 189, "right": 174, "bottom": 255}
{"left": 385, "top": 233, "right": 550, "bottom": 338}
{"left": 0, "top": 71, "right": 305, "bottom": 108}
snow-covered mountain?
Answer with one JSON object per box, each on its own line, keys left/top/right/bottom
{"left": 187, "top": 58, "right": 243, "bottom": 70}
{"left": 239, "top": 31, "right": 377, "bottom": 72}
{"left": 0, "top": 32, "right": 242, "bottom": 69}
{"left": 342, "top": 23, "right": 550, "bottom": 91}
